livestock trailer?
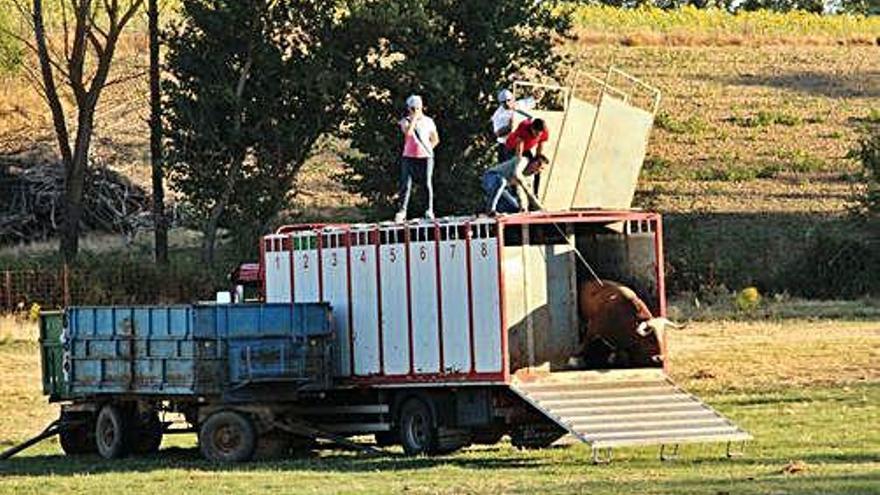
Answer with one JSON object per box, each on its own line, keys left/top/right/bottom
{"left": 251, "top": 211, "right": 750, "bottom": 460}
{"left": 38, "top": 211, "right": 749, "bottom": 463}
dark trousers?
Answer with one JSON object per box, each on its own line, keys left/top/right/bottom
{"left": 482, "top": 171, "right": 520, "bottom": 214}
{"left": 398, "top": 156, "right": 434, "bottom": 213}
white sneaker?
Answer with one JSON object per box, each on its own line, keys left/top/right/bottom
{"left": 424, "top": 209, "right": 435, "bottom": 220}
{"left": 394, "top": 210, "right": 407, "bottom": 223}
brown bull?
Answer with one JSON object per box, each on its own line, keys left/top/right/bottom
{"left": 577, "top": 279, "right": 680, "bottom": 368}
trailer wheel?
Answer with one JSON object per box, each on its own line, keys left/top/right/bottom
{"left": 199, "top": 410, "right": 257, "bottom": 463}
{"left": 131, "top": 411, "right": 163, "bottom": 455}
{"left": 59, "top": 412, "right": 96, "bottom": 455}
{"left": 95, "top": 404, "right": 129, "bottom": 459}
{"left": 398, "top": 398, "right": 437, "bottom": 456}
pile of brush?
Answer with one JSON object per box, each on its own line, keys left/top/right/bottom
{"left": 0, "top": 159, "right": 149, "bottom": 245}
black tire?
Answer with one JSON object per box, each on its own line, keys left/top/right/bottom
{"left": 398, "top": 398, "right": 437, "bottom": 456}
{"left": 374, "top": 431, "right": 399, "bottom": 447}
{"left": 131, "top": 411, "right": 163, "bottom": 455}
{"left": 59, "top": 413, "right": 96, "bottom": 455}
{"left": 95, "top": 404, "right": 129, "bottom": 459}
{"left": 254, "top": 433, "right": 291, "bottom": 460}
{"left": 199, "top": 410, "right": 257, "bottom": 463}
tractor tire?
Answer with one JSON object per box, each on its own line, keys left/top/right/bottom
{"left": 199, "top": 410, "right": 257, "bottom": 463}
{"left": 59, "top": 413, "right": 96, "bottom": 455}
{"left": 95, "top": 404, "right": 130, "bottom": 459}
{"left": 398, "top": 398, "right": 437, "bottom": 456}
{"left": 131, "top": 410, "right": 163, "bottom": 455}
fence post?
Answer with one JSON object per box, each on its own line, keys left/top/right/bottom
{"left": 62, "top": 264, "right": 70, "bottom": 308}
{"left": 3, "top": 270, "right": 10, "bottom": 312}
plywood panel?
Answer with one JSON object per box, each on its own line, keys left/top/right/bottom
{"left": 573, "top": 94, "right": 654, "bottom": 209}
{"left": 538, "top": 98, "right": 597, "bottom": 209}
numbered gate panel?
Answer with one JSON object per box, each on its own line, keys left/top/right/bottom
{"left": 321, "top": 230, "right": 351, "bottom": 377}
{"left": 408, "top": 226, "right": 440, "bottom": 374}
{"left": 292, "top": 232, "right": 320, "bottom": 303}
{"left": 263, "top": 236, "right": 291, "bottom": 303}
{"left": 438, "top": 224, "right": 471, "bottom": 374}
{"left": 379, "top": 228, "right": 409, "bottom": 375}
{"left": 349, "top": 229, "right": 381, "bottom": 375}
{"left": 470, "top": 223, "right": 503, "bottom": 373}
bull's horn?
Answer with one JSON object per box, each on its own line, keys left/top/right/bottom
{"left": 646, "top": 317, "right": 686, "bottom": 331}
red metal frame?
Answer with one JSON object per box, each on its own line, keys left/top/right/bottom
{"left": 344, "top": 226, "right": 355, "bottom": 376}
{"left": 372, "top": 226, "right": 385, "bottom": 375}
{"left": 496, "top": 222, "right": 510, "bottom": 381}
{"left": 433, "top": 222, "right": 445, "bottom": 373}
{"left": 403, "top": 226, "right": 415, "bottom": 375}
{"left": 464, "top": 221, "right": 477, "bottom": 374}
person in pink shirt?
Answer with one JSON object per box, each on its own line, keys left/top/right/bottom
{"left": 395, "top": 95, "right": 440, "bottom": 222}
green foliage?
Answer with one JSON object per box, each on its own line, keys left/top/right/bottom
{"left": 164, "top": 0, "right": 354, "bottom": 259}
{"left": 655, "top": 112, "right": 707, "bottom": 135}
{"left": 0, "top": 7, "right": 23, "bottom": 75}
{"left": 642, "top": 156, "right": 674, "bottom": 178}
{"left": 694, "top": 165, "right": 758, "bottom": 182}
{"left": 339, "top": 0, "right": 573, "bottom": 216}
{"left": 730, "top": 110, "right": 801, "bottom": 128}
{"left": 852, "top": 125, "right": 880, "bottom": 214}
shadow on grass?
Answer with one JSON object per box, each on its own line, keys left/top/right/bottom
{"left": 2, "top": 443, "right": 879, "bottom": 478}
{"left": 0, "top": 445, "right": 546, "bottom": 477}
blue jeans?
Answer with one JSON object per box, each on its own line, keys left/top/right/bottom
{"left": 482, "top": 171, "right": 520, "bottom": 214}
{"left": 398, "top": 156, "right": 434, "bottom": 213}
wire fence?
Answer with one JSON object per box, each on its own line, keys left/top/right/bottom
{"left": 0, "top": 264, "right": 226, "bottom": 314}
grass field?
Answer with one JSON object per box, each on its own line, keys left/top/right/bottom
{"left": 0, "top": 317, "right": 877, "bottom": 494}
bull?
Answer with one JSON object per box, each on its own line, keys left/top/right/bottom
{"left": 577, "top": 279, "right": 683, "bottom": 368}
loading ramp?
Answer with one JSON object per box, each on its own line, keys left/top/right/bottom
{"left": 511, "top": 369, "right": 751, "bottom": 462}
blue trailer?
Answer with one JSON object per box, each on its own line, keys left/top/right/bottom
{"left": 39, "top": 303, "right": 336, "bottom": 461}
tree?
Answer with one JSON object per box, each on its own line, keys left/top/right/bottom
{"left": 340, "top": 0, "right": 573, "bottom": 217}
{"left": 7, "top": 0, "right": 144, "bottom": 262}
{"left": 163, "top": 0, "right": 355, "bottom": 264}
{"left": 148, "top": 0, "right": 167, "bottom": 265}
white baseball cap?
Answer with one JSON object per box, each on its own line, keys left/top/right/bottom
{"left": 497, "top": 89, "right": 513, "bottom": 103}
{"left": 406, "top": 95, "right": 423, "bottom": 109}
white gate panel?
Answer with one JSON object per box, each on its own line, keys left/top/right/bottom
{"left": 409, "top": 236, "right": 440, "bottom": 374}
{"left": 264, "top": 239, "right": 291, "bottom": 303}
{"left": 470, "top": 226, "right": 502, "bottom": 373}
{"left": 292, "top": 233, "right": 320, "bottom": 303}
{"left": 350, "top": 232, "right": 381, "bottom": 375}
{"left": 379, "top": 240, "right": 409, "bottom": 375}
{"left": 438, "top": 229, "right": 470, "bottom": 373}
{"left": 322, "top": 239, "right": 350, "bottom": 376}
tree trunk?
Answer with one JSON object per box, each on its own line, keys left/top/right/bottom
{"left": 61, "top": 107, "right": 97, "bottom": 262}
{"left": 149, "top": 0, "right": 168, "bottom": 265}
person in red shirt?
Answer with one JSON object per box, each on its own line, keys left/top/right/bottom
{"left": 504, "top": 118, "right": 548, "bottom": 194}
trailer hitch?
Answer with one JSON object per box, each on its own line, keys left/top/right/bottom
{"left": 0, "top": 419, "right": 88, "bottom": 460}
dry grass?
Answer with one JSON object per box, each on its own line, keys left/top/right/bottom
{"left": 565, "top": 44, "right": 878, "bottom": 214}
{"left": 668, "top": 320, "right": 880, "bottom": 393}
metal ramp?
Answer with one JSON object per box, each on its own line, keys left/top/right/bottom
{"left": 511, "top": 369, "right": 750, "bottom": 461}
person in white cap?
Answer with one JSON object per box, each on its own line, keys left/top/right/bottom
{"left": 490, "top": 88, "right": 535, "bottom": 163}
{"left": 395, "top": 94, "right": 439, "bottom": 222}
